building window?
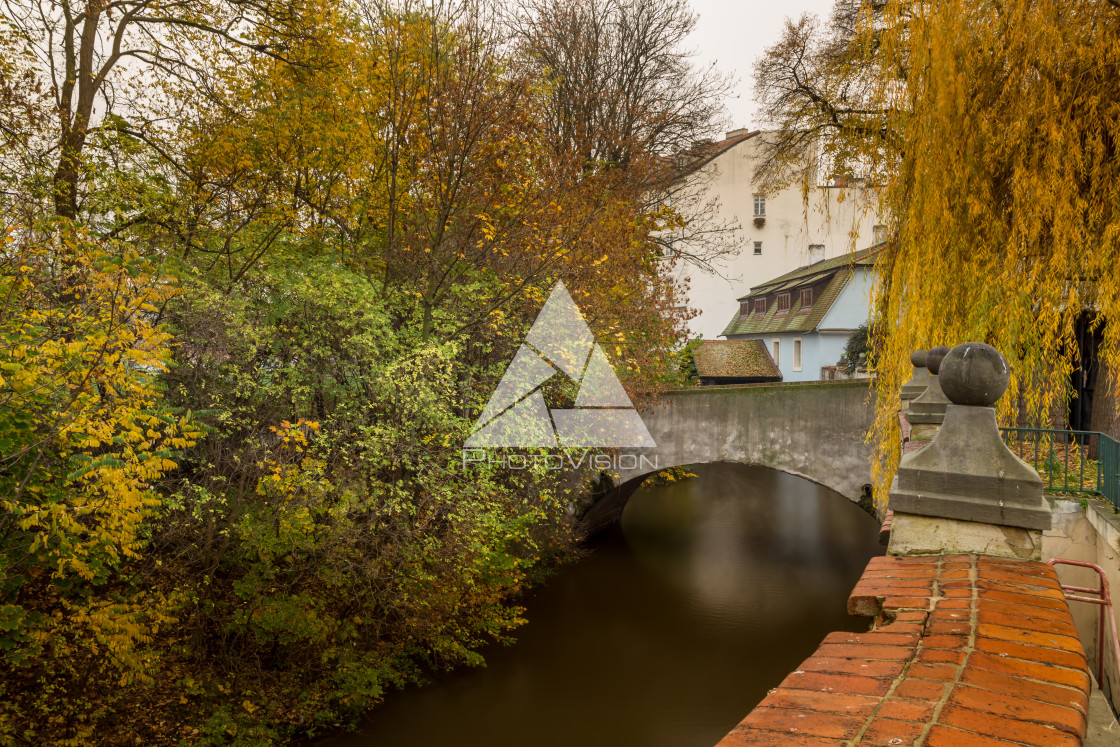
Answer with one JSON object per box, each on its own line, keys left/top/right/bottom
{"left": 739, "top": 301, "right": 750, "bottom": 316}
{"left": 793, "top": 338, "right": 803, "bottom": 371}
{"left": 753, "top": 194, "right": 766, "bottom": 217}
{"left": 753, "top": 241, "right": 762, "bottom": 255}
{"left": 777, "top": 292, "right": 791, "bottom": 313}
{"left": 800, "top": 288, "right": 813, "bottom": 309}
{"left": 753, "top": 298, "right": 767, "bottom": 315}
{"left": 873, "top": 224, "right": 887, "bottom": 244}
{"left": 772, "top": 339, "right": 780, "bottom": 364}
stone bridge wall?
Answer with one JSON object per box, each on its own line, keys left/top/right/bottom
{"left": 581, "top": 380, "right": 877, "bottom": 533}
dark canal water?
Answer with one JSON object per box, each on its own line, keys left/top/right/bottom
{"left": 323, "top": 462, "right": 883, "bottom": 747}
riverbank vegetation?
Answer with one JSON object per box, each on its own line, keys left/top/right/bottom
{"left": 754, "top": 0, "right": 1120, "bottom": 512}
{"left": 0, "top": 0, "right": 726, "bottom": 742}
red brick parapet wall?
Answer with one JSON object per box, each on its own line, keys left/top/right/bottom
{"left": 716, "top": 554, "right": 1091, "bottom": 746}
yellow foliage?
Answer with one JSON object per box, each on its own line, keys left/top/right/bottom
{"left": 833, "top": 1, "right": 1120, "bottom": 512}
{"left": 0, "top": 222, "right": 201, "bottom": 686}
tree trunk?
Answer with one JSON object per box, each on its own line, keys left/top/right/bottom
{"left": 53, "top": 2, "right": 104, "bottom": 221}
{"left": 53, "top": 130, "right": 83, "bottom": 219}
{"left": 421, "top": 300, "right": 433, "bottom": 341}
{"left": 1090, "top": 358, "right": 1120, "bottom": 458}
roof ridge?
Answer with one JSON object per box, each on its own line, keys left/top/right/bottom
{"left": 739, "top": 242, "right": 886, "bottom": 299}
{"left": 670, "top": 130, "right": 761, "bottom": 179}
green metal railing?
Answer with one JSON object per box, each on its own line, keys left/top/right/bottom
{"left": 999, "top": 427, "right": 1120, "bottom": 511}
{"left": 1099, "top": 434, "right": 1120, "bottom": 509}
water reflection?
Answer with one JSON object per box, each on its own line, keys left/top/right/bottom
{"left": 323, "top": 463, "right": 882, "bottom": 747}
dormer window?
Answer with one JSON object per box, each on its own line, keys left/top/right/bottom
{"left": 777, "top": 293, "right": 791, "bottom": 313}
{"left": 800, "top": 288, "right": 813, "bottom": 310}
{"left": 753, "top": 298, "right": 767, "bottom": 315}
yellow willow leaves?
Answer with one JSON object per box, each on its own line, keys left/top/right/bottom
{"left": 854, "top": 0, "right": 1120, "bottom": 512}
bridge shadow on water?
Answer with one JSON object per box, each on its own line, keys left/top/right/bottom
{"left": 321, "top": 462, "right": 883, "bottom": 747}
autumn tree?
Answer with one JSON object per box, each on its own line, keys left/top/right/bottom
{"left": 757, "top": 0, "right": 1120, "bottom": 510}
{"left": 0, "top": 225, "right": 205, "bottom": 740}
{"left": 751, "top": 1, "right": 897, "bottom": 191}
{"left": 512, "top": 0, "right": 729, "bottom": 167}
{"left": 181, "top": 0, "right": 694, "bottom": 387}
{"left": 1, "top": 0, "right": 710, "bottom": 740}
{"left": 509, "top": 0, "right": 740, "bottom": 271}
{"left": 0, "top": 0, "right": 318, "bottom": 224}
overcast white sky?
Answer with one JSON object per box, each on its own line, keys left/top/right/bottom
{"left": 687, "top": 0, "right": 837, "bottom": 132}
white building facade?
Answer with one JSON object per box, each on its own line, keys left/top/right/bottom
{"left": 667, "top": 129, "right": 882, "bottom": 339}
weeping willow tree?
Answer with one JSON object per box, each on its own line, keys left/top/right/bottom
{"left": 757, "top": 0, "right": 1120, "bottom": 512}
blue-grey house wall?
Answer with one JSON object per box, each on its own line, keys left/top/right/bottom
{"left": 818, "top": 268, "right": 875, "bottom": 330}
{"left": 731, "top": 267, "right": 875, "bottom": 381}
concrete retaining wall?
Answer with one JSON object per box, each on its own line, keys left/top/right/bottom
{"left": 1045, "top": 499, "right": 1120, "bottom": 715}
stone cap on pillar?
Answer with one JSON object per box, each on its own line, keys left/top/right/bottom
{"left": 901, "top": 349, "right": 932, "bottom": 401}
{"left": 908, "top": 345, "right": 951, "bottom": 424}
{"left": 889, "top": 342, "right": 1050, "bottom": 532}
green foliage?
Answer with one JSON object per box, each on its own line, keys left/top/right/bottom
{"left": 677, "top": 337, "right": 703, "bottom": 385}
{"left": 139, "top": 251, "right": 574, "bottom": 739}
{"left": 839, "top": 322, "right": 871, "bottom": 375}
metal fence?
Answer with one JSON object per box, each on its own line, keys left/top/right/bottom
{"left": 999, "top": 427, "right": 1120, "bottom": 511}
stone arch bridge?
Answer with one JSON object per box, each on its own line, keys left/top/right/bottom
{"left": 580, "top": 380, "right": 877, "bottom": 534}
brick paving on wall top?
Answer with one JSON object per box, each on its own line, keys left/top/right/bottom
{"left": 715, "top": 553, "right": 1092, "bottom": 746}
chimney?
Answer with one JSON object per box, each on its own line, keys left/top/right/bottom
{"left": 725, "top": 127, "right": 750, "bottom": 139}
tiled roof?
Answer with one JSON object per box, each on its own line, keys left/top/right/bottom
{"left": 693, "top": 340, "right": 781, "bottom": 379}
{"left": 721, "top": 243, "right": 885, "bottom": 338}
{"left": 722, "top": 271, "right": 849, "bottom": 336}
{"left": 670, "top": 130, "right": 760, "bottom": 180}
{"left": 749, "top": 243, "right": 885, "bottom": 294}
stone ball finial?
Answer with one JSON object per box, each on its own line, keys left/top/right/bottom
{"left": 939, "top": 342, "right": 1010, "bottom": 407}
{"left": 910, "top": 349, "right": 928, "bottom": 367}
{"left": 926, "top": 346, "right": 950, "bottom": 375}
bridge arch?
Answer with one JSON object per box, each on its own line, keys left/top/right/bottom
{"left": 580, "top": 381, "right": 876, "bottom": 534}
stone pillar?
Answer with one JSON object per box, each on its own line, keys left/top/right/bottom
{"left": 888, "top": 342, "right": 1051, "bottom": 560}
{"left": 900, "top": 349, "right": 931, "bottom": 403}
{"left": 907, "top": 345, "right": 950, "bottom": 440}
